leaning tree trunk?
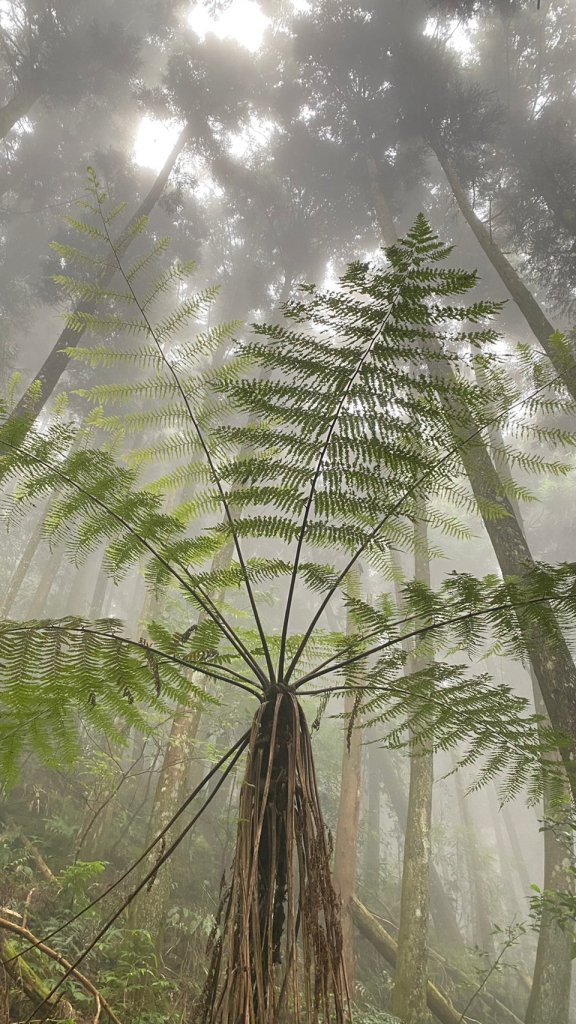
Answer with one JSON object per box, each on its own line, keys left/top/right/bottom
{"left": 0, "top": 512, "right": 45, "bottom": 616}
{"left": 9, "top": 126, "right": 190, "bottom": 428}
{"left": 0, "top": 76, "right": 43, "bottom": 140}
{"left": 199, "top": 692, "right": 348, "bottom": 1024}
{"left": 429, "top": 137, "right": 576, "bottom": 402}
{"left": 481, "top": 396, "right": 574, "bottom": 1020}
{"left": 392, "top": 516, "right": 434, "bottom": 1024}
{"left": 364, "top": 170, "right": 576, "bottom": 795}
{"left": 350, "top": 897, "right": 464, "bottom": 1024}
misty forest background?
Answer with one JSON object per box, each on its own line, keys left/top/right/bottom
{"left": 1, "top": 1, "right": 576, "bottom": 1023}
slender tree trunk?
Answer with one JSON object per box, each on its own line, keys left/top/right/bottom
{"left": 501, "top": 801, "right": 532, "bottom": 896}
{"left": 351, "top": 898, "right": 464, "bottom": 1024}
{"left": 454, "top": 770, "right": 495, "bottom": 954}
{"left": 392, "top": 518, "right": 433, "bottom": 1024}
{"left": 412, "top": 295, "right": 576, "bottom": 787}
{"left": 525, "top": 768, "right": 574, "bottom": 1024}
{"left": 0, "top": 514, "right": 45, "bottom": 616}
{"left": 363, "top": 743, "right": 382, "bottom": 899}
{"left": 490, "top": 790, "right": 524, "bottom": 919}
{"left": 88, "top": 561, "right": 110, "bottom": 619}
{"left": 10, "top": 126, "right": 190, "bottom": 426}
{"left": 0, "top": 76, "right": 43, "bottom": 139}
{"left": 131, "top": 703, "right": 203, "bottom": 944}
{"left": 429, "top": 137, "right": 576, "bottom": 402}
{"left": 333, "top": 578, "right": 364, "bottom": 996}
{"left": 26, "top": 544, "right": 65, "bottom": 617}
{"left": 382, "top": 750, "right": 464, "bottom": 948}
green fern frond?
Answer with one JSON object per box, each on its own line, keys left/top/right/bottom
{"left": 0, "top": 617, "right": 215, "bottom": 787}
{"left": 3, "top": 193, "right": 576, "bottom": 792}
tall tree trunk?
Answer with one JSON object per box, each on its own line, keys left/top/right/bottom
{"left": 363, "top": 742, "right": 382, "bottom": 899}
{"left": 0, "top": 513, "right": 45, "bottom": 616}
{"left": 501, "top": 801, "right": 532, "bottom": 896}
{"left": 392, "top": 517, "right": 433, "bottom": 1024}
{"left": 26, "top": 544, "right": 65, "bottom": 617}
{"left": 350, "top": 898, "right": 464, "bottom": 1024}
{"left": 382, "top": 750, "right": 464, "bottom": 949}
{"left": 454, "top": 769, "right": 495, "bottom": 954}
{"left": 526, "top": 680, "right": 574, "bottom": 1024}
{"left": 478, "top": 379, "right": 574, "bottom": 1020}
{"left": 429, "top": 137, "right": 576, "bottom": 402}
{"left": 0, "top": 76, "right": 43, "bottom": 139}
{"left": 10, "top": 126, "right": 190, "bottom": 427}
{"left": 87, "top": 555, "right": 110, "bottom": 619}
{"left": 130, "top": 702, "right": 203, "bottom": 945}
{"left": 525, "top": 774, "right": 574, "bottom": 1024}
{"left": 490, "top": 788, "right": 525, "bottom": 919}
{"left": 333, "top": 577, "right": 364, "bottom": 996}
{"left": 365, "top": 169, "right": 576, "bottom": 793}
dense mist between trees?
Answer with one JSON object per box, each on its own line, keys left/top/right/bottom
{"left": 1, "top": 2, "right": 576, "bottom": 1023}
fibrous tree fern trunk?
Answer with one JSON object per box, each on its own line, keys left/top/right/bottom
{"left": 199, "top": 691, "right": 348, "bottom": 1024}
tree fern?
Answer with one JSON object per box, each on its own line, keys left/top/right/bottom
{"left": 2, "top": 183, "right": 576, "bottom": 784}
{"left": 3, "top": 178, "right": 576, "bottom": 1020}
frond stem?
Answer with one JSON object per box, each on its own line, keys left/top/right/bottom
{"left": 292, "top": 593, "right": 559, "bottom": 689}
{"left": 0, "top": 622, "right": 262, "bottom": 699}
{"left": 95, "top": 196, "right": 276, "bottom": 687}
{"left": 282, "top": 361, "right": 569, "bottom": 686}
{"left": 277, "top": 253, "right": 416, "bottom": 682}
{"left": 0, "top": 436, "right": 267, "bottom": 686}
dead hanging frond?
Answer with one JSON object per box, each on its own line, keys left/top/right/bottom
{"left": 198, "top": 691, "right": 349, "bottom": 1024}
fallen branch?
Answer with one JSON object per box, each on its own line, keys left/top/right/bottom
{"left": 350, "top": 896, "right": 472, "bottom": 1024}
{"left": 18, "top": 835, "right": 58, "bottom": 885}
{"left": 2, "top": 936, "right": 75, "bottom": 1021}
{"left": 349, "top": 896, "right": 525, "bottom": 1024}
{"left": 0, "top": 917, "right": 121, "bottom": 1024}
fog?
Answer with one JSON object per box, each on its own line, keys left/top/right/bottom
{"left": 0, "top": 2, "right": 575, "bottom": 1023}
